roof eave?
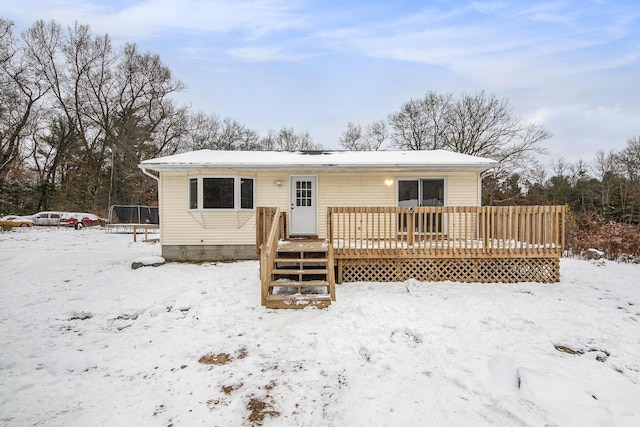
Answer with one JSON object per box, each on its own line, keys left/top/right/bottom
{"left": 139, "top": 162, "right": 499, "bottom": 174}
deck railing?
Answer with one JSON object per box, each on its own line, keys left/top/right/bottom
{"left": 327, "top": 206, "right": 566, "bottom": 258}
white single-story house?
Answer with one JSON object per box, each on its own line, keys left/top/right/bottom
{"left": 138, "top": 149, "right": 500, "bottom": 262}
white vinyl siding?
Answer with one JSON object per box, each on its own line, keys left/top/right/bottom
{"left": 315, "top": 172, "right": 479, "bottom": 238}
{"left": 446, "top": 172, "right": 480, "bottom": 206}
{"left": 158, "top": 170, "right": 481, "bottom": 245}
{"left": 160, "top": 172, "right": 257, "bottom": 246}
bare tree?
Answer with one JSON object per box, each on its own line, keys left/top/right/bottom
{"left": 260, "top": 127, "right": 319, "bottom": 151}
{"left": 551, "top": 157, "right": 568, "bottom": 178}
{"left": 389, "top": 91, "right": 550, "bottom": 172}
{"left": 17, "top": 19, "right": 189, "bottom": 211}
{"left": 387, "top": 92, "right": 451, "bottom": 151}
{"left": 217, "top": 118, "right": 259, "bottom": 150}
{"left": 615, "top": 136, "right": 640, "bottom": 221}
{"left": 29, "top": 114, "right": 79, "bottom": 209}
{"left": 522, "top": 159, "right": 548, "bottom": 187}
{"left": 593, "top": 149, "right": 618, "bottom": 214}
{"left": 0, "top": 19, "right": 48, "bottom": 181}
{"left": 365, "top": 120, "right": 388, "bottom": 151}
{"left": 594, "top": 150, "right": 617, "bottom": 181}
{"left": 339, "top": 122, "right": 363, "bottom": 150}
{"left": 185, "top": 111, "right": 222, "bottom": 151}
{"left": 618, "top": 136, "right": 640, "bottom": 183}
{"left": 340, "top": 120, "right": 388, "bottom": 151}
{"left": 569, "top": 159, "right": 590, "bottom": 185}
{"left": 388, "top": 97, "right": 429, "bottom": 150}
{"left": 184, "top": 113, "right": 262, "bottom": 152}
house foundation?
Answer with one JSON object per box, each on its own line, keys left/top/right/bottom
{"left": 162, "top": 244, "right": 258, "bottom": 262}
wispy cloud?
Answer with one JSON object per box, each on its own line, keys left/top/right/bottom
{"left": 5, "top": 0, "right": 308, "bottom": 40}
{"left": 227, "top": 46, "right": 309, "bottom": 62}
{"left": 3, "top": 0, "right": 639, "bottom": 158}
{"left": 314, "top": 1, "right": 639, "bottom": 91}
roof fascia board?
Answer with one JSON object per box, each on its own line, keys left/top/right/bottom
{"left": 138, "top": 163, "right": 497, "bottom": 173}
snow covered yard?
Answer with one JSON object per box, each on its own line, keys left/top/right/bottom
{"left": 1, "top": 228, "right": 639, "bottom": 426}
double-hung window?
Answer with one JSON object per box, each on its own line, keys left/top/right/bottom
{"left": 189, "top": 176, "right": 254, "bottom": 210}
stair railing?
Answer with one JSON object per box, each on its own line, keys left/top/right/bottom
{"left": 259, "top": 207, "right": 284, "bottom": 305}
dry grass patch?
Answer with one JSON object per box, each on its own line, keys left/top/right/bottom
{"left": 198, "top": 353, "right": 231, "bottom": 365}
{"left": 247, "top": 397, "right": 280, "bottom": 424}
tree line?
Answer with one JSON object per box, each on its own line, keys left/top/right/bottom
{"left": 481, "top": 137, "right": 640, "bottom": 226}
{"left": 2, "top": 18, "right": 639, "bottom": 234}
{"left": 0, "top": 18, "right": 318, "bottom": 215}
{"left": 340, "top": 92, "right": 639, "bottom": 225}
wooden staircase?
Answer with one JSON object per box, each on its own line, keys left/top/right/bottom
{"left": 264, "top": 240, "right": 335, "bottom": 309}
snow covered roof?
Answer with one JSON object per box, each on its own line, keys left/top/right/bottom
{"left": 139, "top": 150, "right": 499, "bottom": 173}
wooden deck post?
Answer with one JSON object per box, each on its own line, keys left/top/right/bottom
{"left": 407, "top": 211, "right": 414, "bottom": 247}
{"left": 326, "top": 208, "right": 336, "bottom": 300}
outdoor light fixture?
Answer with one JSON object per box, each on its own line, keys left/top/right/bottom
{"left": 385, "top": 179, "right": 394, "bottom": 186}
{"left": 274, "top": 180, "right": 283, "bottom": 186}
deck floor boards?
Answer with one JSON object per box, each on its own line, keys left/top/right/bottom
{"left": 277, "top": 240, "right": 328, "bottom": 252}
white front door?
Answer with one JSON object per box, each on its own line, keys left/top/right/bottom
{"left": 290, "top": 176, "right": 317, "bottom": 235}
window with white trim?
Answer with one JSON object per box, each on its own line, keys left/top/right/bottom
{"left": 188, "top": 176, "right": 255, "bottom": 210}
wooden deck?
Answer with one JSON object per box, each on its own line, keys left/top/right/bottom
{"left": 327, "top": 206, "right": 565, "bottom": 258}
{"left": 257, "top": 205, "right": 566, "bottom": 307}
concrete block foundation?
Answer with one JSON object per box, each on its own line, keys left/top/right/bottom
{"left": 162, "top": 244, "right": 258, "bottom": 262}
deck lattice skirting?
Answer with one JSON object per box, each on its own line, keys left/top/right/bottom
{"left": 327, "top": 206, "right": 565, "bottom": 284}
{"left": 338, "top": 257, "right": 560, "bottom": 284}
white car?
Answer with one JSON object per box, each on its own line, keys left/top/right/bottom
{"left": 31, "top": 211, "right": 70, "bottom": 226}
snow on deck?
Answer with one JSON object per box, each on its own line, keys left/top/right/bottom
{"left": 332, "top": 238, "right": 559, "bottom": 250}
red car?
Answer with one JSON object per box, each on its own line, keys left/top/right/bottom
{"left": 67, "top": 213, "right": 108, "bottom": 229}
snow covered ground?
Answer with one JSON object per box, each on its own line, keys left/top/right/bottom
{"left": 1, "top": 227, "right": 639, "bottom": 426}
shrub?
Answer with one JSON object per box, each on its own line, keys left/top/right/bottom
{"left": 567, "top": 212, "right": 640, "bottom": 262}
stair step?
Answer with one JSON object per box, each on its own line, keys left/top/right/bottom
{"left": 270, "top": 280, "right": 329, "bottom": 287}
{"left": 267, "top": 294, "right": 331, "bottom": 300}
{"left": 264, "top": 239, "right": 334, "bottom": 309}
{"left": 275, "top": 254, "right": 328, "bottom": 261}
{"left": 271, "top": 269, "right": 328, "bottom": 275}
{"left": 277, "top": 241, "right": 328, "bottom": 253}
{"left": 274, "top": 258, "right": 328, "bottom": 263}
{"left": 265, "top": 294, "right": 331, "bottom": 309}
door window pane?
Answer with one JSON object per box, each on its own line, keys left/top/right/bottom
{"left": 398, "top": 180, "right": 419, "bottom": 207}
{"left": 398, "top": 179, "right": 445, "bottom": 233}
{"left": 296, "top": 181, "right": 312, "bottom": 207}
{"left": 421, "top": 179, "right": 444, "bottom": 206}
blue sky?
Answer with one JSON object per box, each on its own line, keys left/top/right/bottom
{"left": 4, "top": 0, "right": 640, "bottom": 165}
